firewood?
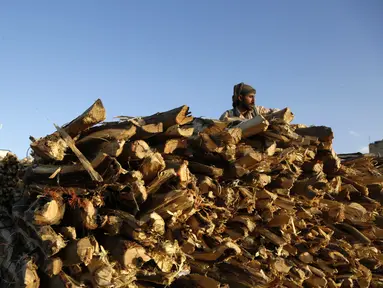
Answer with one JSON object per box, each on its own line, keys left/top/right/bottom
{"left": 163, "top": 124, "right": 194, "bottom": 138}
{"left": 190, "top": 117, "right": 229, "bottom": 135}
{"left": 165, "top": 159, "right": 192, "bottom": 187}
{"left": 159, "top": 138, "right": 188, "bottom": 154}
{"left": 58, "top": 226, "right": 77, "bottom": 240}
{"left": 55, "top": 124, "right": 104, "bottom": 182}
{"left": 24, "top": 153, "right": 119, "bottom": 186}
{"left": 141, "top": 105, "right": 193, "bottom": 130}
{"left": 97, "top": 139, "right": 125, "bottom": 157}
{"left": 76, "top": 121, "right": 137, "bottom": 146}
{"left": 265, "top": 107, "right": 294, "bottom": 123}
{"left": 65, "top": 198, "right": 98, "bottom": 230}
{"left": 295, "top": 126, "right": 333, "bottom": 142}
{"left": 146, "top": 168, "right": 177, "bottom": 195}
{"left": 25, "top": 196, "right": 65, "bottom": 226}
{"left": 9, "top": 101, "right": 383, "bottom": 287}
{"left": 188, "top": 162, "right": 223, "bottom": 178}
{"left": 234, "top": 115, "right": 269, "bottom": 138}
{"left": 43, "top": 257, "right": 63, "bottom": 277}
{"left": 131, "top": 123, "right": 164, "bottom": 140}
{"left": 30, "top": 99, "right": 106, "bottom": 161}
{"left": 119, "top": 140, "right": 152, "bottom": 162}
{"left": 139, "top": 189, "right": 195, "bottom": 220}
{"left": 58, "top": 236, "right": 98, "bottom": 266}
{"left": 98, "top": 236, "right": 151, "bottom": 269}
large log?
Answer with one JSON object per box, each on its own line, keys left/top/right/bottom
{"left": 30, "top": 99, "right": 106, "bottom": 161}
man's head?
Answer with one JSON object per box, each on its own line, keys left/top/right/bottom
{"left": 232, "top": 82, "right": 256, "bottom": 110}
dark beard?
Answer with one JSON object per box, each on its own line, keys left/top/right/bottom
{"left": 239, "top": 102, "right": 255, "bottom": 111}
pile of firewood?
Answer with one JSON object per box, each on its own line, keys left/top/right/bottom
{"left": 0, "top": 153, "right": 26, "bottom": 207}
{"left": 1, "top": 99, "right": 383, "bottom": 287}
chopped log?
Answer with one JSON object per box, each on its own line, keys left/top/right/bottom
{"left": 43, "top": 257, "right": 63, "bottom": 277}
{"left": 140, "top": 212, "right": 166, "bottom": 236}
{"left": 98, "top": 236, "right": 151, "bottom": 269}
{"left": 234, "top": 115, "right": 269, "bottom": 138}
{"left": 265, "top": 140, "right": 277, "bottom": 156}
{"left": 55, "top": 124, "right": 103, "bottom": 182}
{"left": 190, "top": 117, "right": 229, "bottom": 135}
{"left": 146, "top": 168, "right": 177, "bottom": 195}
{"left": 163, "top": 124, "right": 194, "bottom": 138}
{"left": 189, "top": 162, "right": 223, "bottom": 178}
{"left": 140, "top": 152, "right": 166, "bottom": 183}
{"left": 198, "top": 176, "right": 218, "bottom": 194}
{"left": 131, "top": 123, "right": 164, "bottom": 140}
{"left": 159, "top": 138, "right": 188, "bottom": 154}
{"left": 25, "top": 196, "right": 65, "bottom": 226}
{"left": 165, "top": 159, "right": 192, "bottom": 186}
{"left": 24, "top": 153, "right": 122, "bottom": 186}
{"left": 66, "top": 198, "right": 98, "bottom": 230}
{"left": 197, "top": 133, "right": 224, "bottom": 153}
{"left": 97, "top": 139, "right": 125, "bottom": 157}
{"left": 213, "top": 127, "right": 242, "bottom": 145}
{"left": 140, "top": 189, "right": 195, "bottom": 220}
{"left": 14, "top": 223, "right": 67, "bottom": 257}
{"left": 76, "top": 121, "right": 137, "bottom": 146}
{"left": 192, "top": 241, "right": 241, "bottom": 262}
{"left": 295, "top": 126, "right": 333, "bottom": 142}
{"left": 20, "top": 258, "right": 40, "bottom": 288}
{"left": 235, "top": 151, "right": 263, "bottom": 170}
{"left": 118, "top": 140, "right": 152, "bottom": 162}
{"left": 59, "top": 236, "right": 98, "bottom": 266}
{"left": 57, "top": 226, "right": 77, "bottom": 240}
{"left": 265, "top": 107, "right": 295, "bottom": 123}
{"left": 142, "top": 105, "right": 193, "bottom": 130}
{"left": 30, "top": 99, "right": 106, "bottom": 161}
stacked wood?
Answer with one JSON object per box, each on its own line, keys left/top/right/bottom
{"left": 0, "top": 153, "right": 30, "bottom": 207}
{"left": 2, "top": 99, "right": 383, "bottom": 287}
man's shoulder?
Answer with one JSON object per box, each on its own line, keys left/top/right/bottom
{"left": 219, "top": 108, "right": 235, "bottom": 120}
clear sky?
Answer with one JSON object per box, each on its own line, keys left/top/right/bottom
{"left": 0, "top": 0, "right": 382, "bottom": 158}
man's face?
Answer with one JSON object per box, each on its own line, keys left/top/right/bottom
{"left": 239, "top": 93, "right": 255, "bottom": 110}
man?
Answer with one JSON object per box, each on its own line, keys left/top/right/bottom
{"left": 219, "top": 82, "right": 279, "bottom": 121}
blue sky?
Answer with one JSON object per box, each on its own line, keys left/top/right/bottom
{"left": 0, "top": 0, "right": 382, "bottom": 158}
